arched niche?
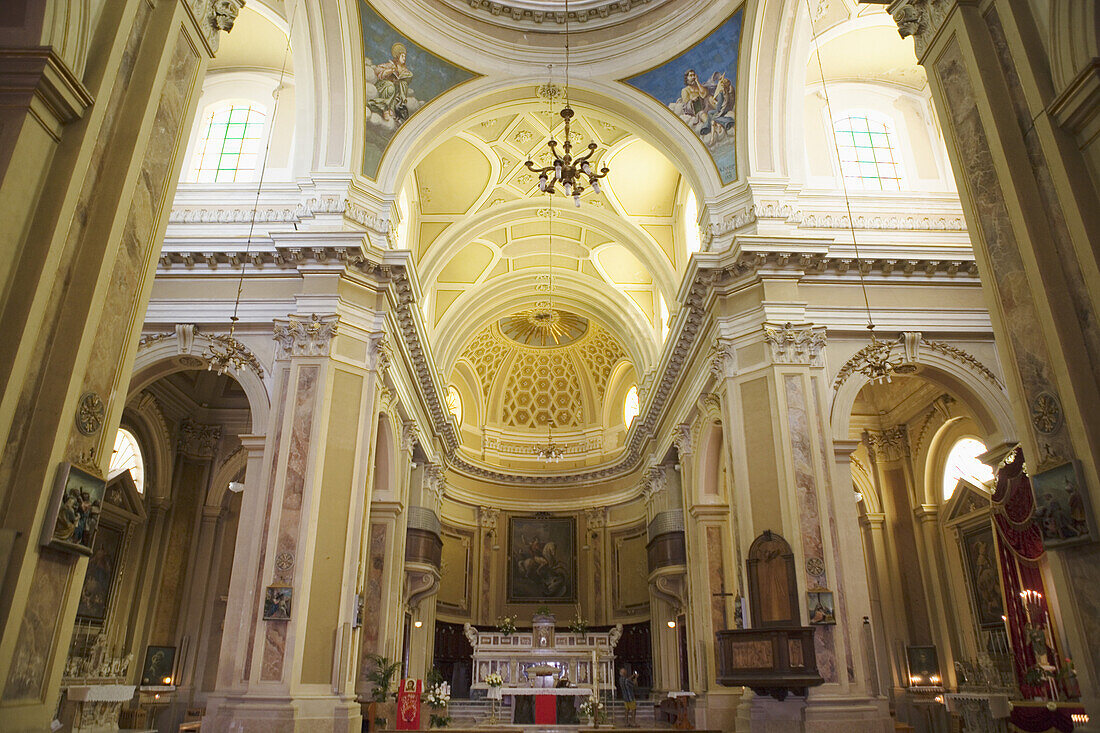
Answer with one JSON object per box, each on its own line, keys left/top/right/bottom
{"left": 696, "top": 419, "right": 725, "bottom": 500}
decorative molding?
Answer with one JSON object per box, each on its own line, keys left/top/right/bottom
{"left": 178, "top": 419, "right": 222, "bottom": 459}
{"left": 584, "top": 506, "right": 608, "bottom": 531}
{"left": 911, "top": 394, "right": 956, "bottom": 454}
{"left": 447, "top": 0, "right": 657, "bottom": 25}
{"left": 137, "top": 325, "right": 264, "bottom": 378}
{"left": 833, "top": 335, "right": 998, "bottom": 389}
{"left": 424, "top": 464, "right": 446, "bottom": 508}
{"left": 401, "top": 420, "right": 419, "bottom": 454}
{"left": 75, "top": 392, "right": 105, "bottom": 436}
{"left": 863, "top": 425, "right": 910, "bottom": 463}
{"left": 673, "top": 423, "right": 693, "bottom": 458}
{"left": 477, "top": 506, "right": 500, "bottom": 534}
{"left": 709, "top": 338, "right": 737, "bottom": 380}
{"left": 641, "top": 466, "right": 667, "bottom": 508}
{"left": 763, "top": 322, "right": 827, "bottom": 366}
{"left": 272, "top": 313, "right": 339, "bottom": 359}
{"left": 368, "top": 331, "right": 391, "bottom": 373}
{"left": 887, "top": 0, "right": 955, "bottom": 58}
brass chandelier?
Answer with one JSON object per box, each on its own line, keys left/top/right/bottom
{"left": 523, "top": 0, "right": 609, "bottom": 208}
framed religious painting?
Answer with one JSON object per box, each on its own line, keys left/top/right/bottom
{"left": 75, "top": 523, "right": 125, "bottom": 625}
{"left": 263, "top": 584, "right": 293, "bottom": 620}
{"left": 806, "top": 590, "right": 836, "bottom": 625}
{"left": 41, "top": 462, "right": 107, "bottom": 556}
{"left": 905, "top": 645, "right": 941, "bottom": 687}
{"left": 139, "top": 645, "right": 177, "bottom": 687}
{"left": 1031, "top": 461, "right": 1095, "bottom": 547}
{"left": 507, "top": 516, "right": 577, "bottom": 603}
{"left": 959, "top": 523, "right": 1005, "bottom": 628}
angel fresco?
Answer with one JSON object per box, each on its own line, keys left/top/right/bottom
{"left": 623, "top": 8, "right": 743, "bottom": 184}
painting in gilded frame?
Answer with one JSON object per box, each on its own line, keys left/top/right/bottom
{"left": 507, "top": 516, "right": 577, "bottom": 603}
{"left": 357, "top": 0, "right": 478, "bottom": 179}
{"left": 623, "top": 7, "right": 744, "bottom": 184}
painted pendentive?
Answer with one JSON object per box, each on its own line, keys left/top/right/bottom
{"left": 357, "top": 0, "right": 478, "bottom": 179}
{"left": 623, "top": 7, "right": 743, "bottom": 184}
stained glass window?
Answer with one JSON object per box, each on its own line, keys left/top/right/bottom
{"left": 833, "top": 112, "right": 903, "bottom": 191}
{"left": 109, "top": 428, "right": 146, "bottom": 494}
{"left": 623, "top": 385, "right": 640, "bottom": 425}
{"left": 190, "top": 103, "right": 267, "bottom": 183}
{"left": 942, "top": 437, "right": 994, "bottom": 500}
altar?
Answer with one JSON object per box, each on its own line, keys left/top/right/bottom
{"left": 463, "top": 617, "right": 622, "bottom": 694}
{"left": 503, "top": 687, "right": 593, "bottom": 725}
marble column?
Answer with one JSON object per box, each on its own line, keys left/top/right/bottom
{"left": 718, "top": 321, "right": 891, "bottom": 732}
{"left": 888, "top": 1, "right": 1100, "bottom": 722}
{"left": 205, "top": 311, "right": 383, "bottom": 733}
{"left": 0, "top": 2, "right": 230, "bottom": 729}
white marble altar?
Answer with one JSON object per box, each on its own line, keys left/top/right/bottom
{"left": 464, "top": 622, "right": 622, "bottom": 693}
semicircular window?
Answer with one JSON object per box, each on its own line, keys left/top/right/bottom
{"left": 110, "top": 427, "right": 146, "bottom": 494}
{"left": 942, "top": 437, "right": 993, "bottom": 500}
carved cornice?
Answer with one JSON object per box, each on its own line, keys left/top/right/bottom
{"left": 764, "top": 322, "right": 827, "bottom": 366}
{"left": 273, "top": 313, "right": 339, "bottom": 359}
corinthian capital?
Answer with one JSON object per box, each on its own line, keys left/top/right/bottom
{"left": 888, "top": 0, "right": 953, "bottom": 58}
{"left": 273, "top": 313, "right": 339, "bottom": 359}
{"left": 709, "top": 338, "right": 738, "bottom": 380}
{"left": 763, "top": 322, "right": 827, "bottom": 366}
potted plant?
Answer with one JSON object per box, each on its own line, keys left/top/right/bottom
{"left": 363, "top": 653, "right": 400, "bottom": 731}
{"left": 425, "top": 670, "right": 452, "bottom": 729}
{"left": 568, "top": 611, "right": 589, "bottom": 636}
{"left": 533, "top": 604, "right": 555, "bottom": 624}
{"left": 496, "top": 614, "right": 518, "bottom": 636}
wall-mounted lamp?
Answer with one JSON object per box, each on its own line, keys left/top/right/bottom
{"left": 228, "top": 481, "right": 244, "bottom": 493}
{"left": 413, "top": 620, "right": 423, "bottom": 628}
{"left": 667, "top": 620, "right": 676, "bottom": 629}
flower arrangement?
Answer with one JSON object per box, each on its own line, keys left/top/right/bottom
{"left": 485, "top": 672, "right": 504, "bottom": 688}
{"left": 568, "top": 611, "right": 589, "bottom": 636}
{"left": 536, "top": 604, "right": 552, "bottom": 616}
{"left": 425, "top": 681, "right": 452, "bottom": 728}
{"left": 579, "top": 695, "right": 605, "bottom": 722}
{"left": 496, "top": 615, "right": 517, "bottom": 636}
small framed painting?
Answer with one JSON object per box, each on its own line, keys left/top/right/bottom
{"left": 41, "top": 462, "right": 107, "bottom": 556}
{"left": 906, "top": 645, "right": 941, "bottom": 686}
{"left": 807, "top": 590, "right": 836, "bottom": 625}
{"left": 139, "top": 645, "right": 177, "bottom": 687}
{"left": 1032, "top": 461, "right": 1095, "bottom": 547}
{"left": 263, "top": 584, "right": 292, "bottom": 620}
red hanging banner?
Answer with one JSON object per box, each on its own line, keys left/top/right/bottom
{"left": 395, "top": 678, "right": 422, "bottom": 730}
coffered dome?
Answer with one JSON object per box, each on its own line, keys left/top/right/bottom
{"left": 448, "top": 309, "right": 637, "bottom": 471}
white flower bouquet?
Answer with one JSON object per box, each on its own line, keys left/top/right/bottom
{"left": 485, "top": 672, "right": 504, "bottom": 688}
{"left": 579, "top": 695, "right": 605, "bottom": 720}
{"left": 425, "top": 681, "right": 451, "bottom": 708}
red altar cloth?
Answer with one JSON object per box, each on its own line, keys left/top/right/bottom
{"left": 535, "top": 694, "right": 556, "bottom": 724}
{"left": 395, "top": 678, "right": 422, "bottom": 730}
{"left": 1009, "top": 703, "right": 1086, "bottom": 732}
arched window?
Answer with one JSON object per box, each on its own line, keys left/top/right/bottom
{"left": 942, "top": 437, "right": 994, "bottom": 500}
{"left": 190, "top": 103, "right": 267, "bottom": 182}
{"left": 623, "top": 385, "right": 640, "bottom": 425}
{"left": 109, "top": 427, "right": 146, "bottom": 494}
{"left": 833, "top": 111, "right": 903, "bottom": 191}
{"left": 446, "top": 385, "right": 463, "bottom": 425}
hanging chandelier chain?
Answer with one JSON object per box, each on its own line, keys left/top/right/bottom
{"left": 804, "top": 0, "right": 904, "bottom": 383}
{"left": 205, "top": 8, "right": 295, "bottom": 376}
{"left": 804, "top": 0, "right": 874, "bottom": 331}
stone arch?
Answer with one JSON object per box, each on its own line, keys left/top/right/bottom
{"left": 130, "top": 328, "right": 272, "bottom": 431}
{"left": 368, "top": 79, "right": 723, "bottom": 203}
{"left": 923, "top": 417, "right": 994, "bottom": 507}
{"left": 830, "top": 344, "right": 1015, "bottom": 451}
{"left": 1049, "top": 2, "right": 1100, "bottom": 92}
{"left": 206, "top": 446, "right": 249, "bottom": 508}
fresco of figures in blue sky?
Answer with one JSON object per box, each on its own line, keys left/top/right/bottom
{"left": 623, "top": 8, "right": 744, "bottom": 184}
{"left": 358, "top": 1, "right": 477, "bottom": 179}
